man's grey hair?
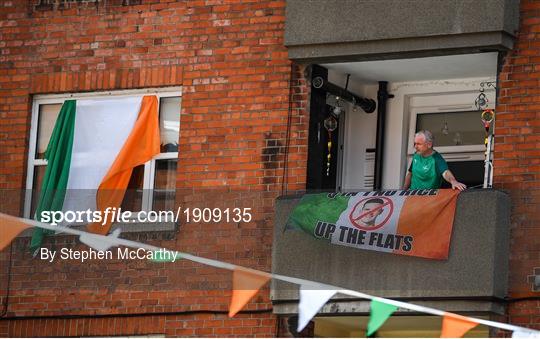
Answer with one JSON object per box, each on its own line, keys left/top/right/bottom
{"left": 415, "top": 130, "right": 434, "bottom": 144}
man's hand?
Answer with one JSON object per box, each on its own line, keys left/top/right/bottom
{"left": 450, "top": 179, "right": 467, "bottom": 191}
{"left": 443, "top": 170, "right": 467, "bottom": 191}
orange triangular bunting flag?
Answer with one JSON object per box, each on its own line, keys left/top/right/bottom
{"left": 229, "top": 268, "right": 270, "bottom": 317}
{"left": 0, "top": 213, "right": 32, "bottom": 250}
{"left": 441, "top": 313, "right": 479, "bottom": 338}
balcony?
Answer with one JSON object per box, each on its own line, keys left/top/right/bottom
{"left": 271, "top": 189, "right": 510, "bottom": 316}
{"left": 284, "top": 0, "right": 519, "bottom": 62}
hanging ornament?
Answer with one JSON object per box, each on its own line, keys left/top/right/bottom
{"left": 475, "top": 83, "right": 488, "bottom": 110}
{"left": 475, "top": 81, "right": 496, "bottom": 110}
{"left": 324, "top": 116, "right": 337, "bottom": 176}
{"left": 352, "top": 96, "right": 358, "bottom": 112}
{"left": 481, "top": 109, "right": 495, "bottom": 147}
{"left": 481, "top": 108, "right": 496, "bottom": 188}
{"left": 474, "top": 82, "right": 497, "bottom": 187}
{"left": 441, "top": 121, "right": 449, "bottom": 135}
{"left": 332, "top": 96, "right": 344, "bottom": 117}
{"left": 475, "top": 92, "right": 489, "bottom": 110}
{"left": 481, "top": 109, "right": 494, "bottom": 131}
{"left": 453, "top": 132, "right": 462, "bottom": 146}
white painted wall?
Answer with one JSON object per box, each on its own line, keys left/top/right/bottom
{"left": 342, "top": 83, "right": 378, "bottom": 190}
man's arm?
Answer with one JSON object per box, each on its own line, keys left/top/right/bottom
{"left": 442, "top": 170, "right": 467, "bottom": 191}
{"left": 403, "top": 171, "right": 412, "bottom": 190}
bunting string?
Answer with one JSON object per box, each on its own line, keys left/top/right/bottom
{"left": 1, "top": 212, "right": 539, "bottom": 337}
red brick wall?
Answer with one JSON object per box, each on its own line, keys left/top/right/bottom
{"left": 283, "top": 64, "right": 310, "bottom": 193}
{"left": 0, "top": 0, "right": 293, "bottom": 336}
{"left": 494, "top": 0, "right": 540, "bottom": 332}
{"left": 0, "top": 313, "right": 275, "bottom": 337}
{"left": 6, "top": 0, "right": 540, "bottom": 336}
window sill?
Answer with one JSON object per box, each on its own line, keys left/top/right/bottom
{"left": 19, "top": 221, "right": 177, "bottom": 238}
{"left": 111, "top": 221, "right": 177, "bottom": 233}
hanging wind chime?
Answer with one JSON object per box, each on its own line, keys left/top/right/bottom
{"left": 481, "top": 108, "right": 495, "bottom": 188}
{"left": 475, "top": 81, "right": 496, "bottom": 188}
{"left": 324, "top": 114, "right": 337, "bottom": 176}
{"left": 320, "top": 74, "right": 363, "bottom": 178}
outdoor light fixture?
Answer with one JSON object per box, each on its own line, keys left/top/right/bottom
{"left": 312, "top": 75, "right": 376, "bottom": 113}
{"left": 332, "top": 96, "right": 344, "bottom": 116}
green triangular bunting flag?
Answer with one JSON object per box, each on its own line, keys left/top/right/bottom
{"left": 150, "top": 250, "right": 181, "bottom": 262}
{"left": 367, "top": 300, "right": 398, "bottom": 336}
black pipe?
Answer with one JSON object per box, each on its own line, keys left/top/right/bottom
{"left": 312, "top": 76, "right": 376, "bottom": 113}
{"left": 374, "top": 81, "right": 393, "bottom": 190}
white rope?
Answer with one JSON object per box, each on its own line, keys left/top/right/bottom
{"left": 4, "top": 212, "right": 538, "bottom": 335}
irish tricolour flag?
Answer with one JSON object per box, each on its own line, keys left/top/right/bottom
{"left": 287, "top": 189, "right": 460, "bottom": 260}
{"left": 30, "top": 96, "right": 160, "bottom": 252}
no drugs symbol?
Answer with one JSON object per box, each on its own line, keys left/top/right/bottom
{"left": 348, "top": 196, "right": 394, "bottom": 231}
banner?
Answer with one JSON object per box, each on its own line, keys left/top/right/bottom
{"left": 287, "top": 189, "right": 460, "bottom": 260}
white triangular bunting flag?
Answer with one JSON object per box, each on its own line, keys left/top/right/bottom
{"left": 513, "top": 330, "right": 540, "bottom": 338}
{"left": 79, "top": 228, "right": 121, "bottom": 252}
{"left": 297, "top": 284, "right": 336, "bottom": 332}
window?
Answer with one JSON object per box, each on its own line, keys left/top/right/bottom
{"left": 25, "top": 88, "right": 181, "bottom": 219}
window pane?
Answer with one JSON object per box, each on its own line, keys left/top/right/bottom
{"left": 121, "top": 165, "right": 144, "bottom": 212}
{"left": 415, "top": 110, "right": 489, "bottom": 147}
{"left": 159, "top": 96, "right": 181, "bottom": 153}
{"left": 152, "top": 159, "right": 177, "bottom": 211}
{"left": 36, "top": 104, "right": 62, "bottom": 159}
{"left": 30, "top": 165, "right": 46, "bottom": 218}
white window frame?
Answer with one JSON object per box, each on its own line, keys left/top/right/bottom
{"left": 24, "top": 87, "right": 182, "bottom": 219}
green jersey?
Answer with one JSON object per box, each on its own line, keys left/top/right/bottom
{"left": 408, "top": 151, "right": 449, "bottom": 189}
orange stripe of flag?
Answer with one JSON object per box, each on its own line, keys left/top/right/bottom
{"left": 0, "top": 213, "right": 32, "bottom": 250}
{"left": 229, "top": 268, "right": 270, "bottom": 317}
{"left": 88, "top": 95, "right": 161, "bottom": 235}
{"left": 395, "top": 189, "right": 459, "bottom": 259}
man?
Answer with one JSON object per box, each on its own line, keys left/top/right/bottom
{"left": 359, "top": 198, "right": 385, "bottom": 227}
{"left": 403, "top": 130, "right": 467, "bottom": 191}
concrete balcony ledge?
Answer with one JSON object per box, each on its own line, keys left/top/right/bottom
{"left": 285, "top": 0, "right": 519, "bottom": 61}
{"left": 271, "top": 189, "right": 510, "bottom": 315}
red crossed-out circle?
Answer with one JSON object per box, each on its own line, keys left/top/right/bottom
{"left": 349, "top": 196, "right": 394, "bottom": 231}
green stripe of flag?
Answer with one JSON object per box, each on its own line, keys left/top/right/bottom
{"left": 287, "top": 193, "right": 349, "bottom": 233}
{"left": 30, "top": 100, "right": 76, "bottom": 254}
